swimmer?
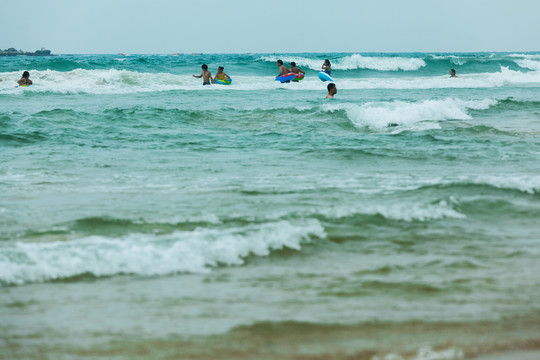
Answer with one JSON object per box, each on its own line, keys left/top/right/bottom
{"left": 450, "top": 69, "right": 458, "bottom": 78}
{"left": 214, "top": 66, "right": 230, "bottom": 83}
{"left": 322, "top": 59, "right": 331, "bottom": 75}
{"left": 193, "top": 64, "right": 213, "bottom": 85}
{"left": 326, "top": 83, "right": 337, "bottom": 99}
{"left": 276, "top": 59, "right": 291, "bottom": 78}
{"left": 290, "top": 62, "right": 305, "bottom": 82}
{"left": 17, "top": 71, "right": 33, "bottom": 86}
{"left": 290, "top": 62, "right": 305, "bottom": 75}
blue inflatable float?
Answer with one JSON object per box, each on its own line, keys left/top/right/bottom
{"left": 276, "top": 73, "right": 296, "bottom": 83}
{"left": 216, "top": 78, "right": 232, "bottom": 85}
{"left": 318, "top": 71, "right": 335, "bottom": 82}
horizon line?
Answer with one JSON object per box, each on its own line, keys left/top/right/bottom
{"left": 31, "top": 50, "right": 540, "bottom": 55}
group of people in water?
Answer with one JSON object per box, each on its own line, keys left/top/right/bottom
{"left": 275, "top": 59, "right": 307, "bottom": 79}
{"left": 190, "top": 59, "right": 455, "bottom": 99}
{"left": 16, "top": 60, "right": 457, "bottom": 98}
{"left": 275, "top": 59, "right": 336, "bottom": 98}
{"left": 192, "top": 64, "right": 230, "bottom": 85}
{"left": 192, "top": 59, "right": 337, "bottom": 98}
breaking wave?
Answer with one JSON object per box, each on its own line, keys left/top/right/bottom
{"left": 0, "top": 220, "right": 325, "bottom": 285}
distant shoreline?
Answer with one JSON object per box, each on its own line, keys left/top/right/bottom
{"left": 0, "top": 48, "right": 53, "bottom": 57}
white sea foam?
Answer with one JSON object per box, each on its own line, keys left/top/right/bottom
{"left": 375, "top": 174, "right": 540, "bottom": 196}
{"left": 259, "top": 54, "right": 426, "bottom": 71}
{"left": 336, "top": 54, "right": 426, "bottom": 71}
{"left": 1, "top": 66, "right": 539, "bottom": 95}
{"left": 0, "top": 69, "right": 301, "bottom": 94}
{"left": 0, "top": 69, "right": 184, "bottom": 95}
{"left": 240, "top": 173, "right": 540, "bottom": 200}
{"left": 374, "top": 199, "right": 466, "bottom": 222}
{"left": 515, "top": 59, "right": 540, "bottom": 71}
{"left": 0, "top": 219, "right": 325, "bottom": 285}
{"left": 396, "top": 174, "right": 540, "bottom": 195}
{"left": 134, "top": 213, "right": 223, "bottom": 225}
{"left": 508, "top": 53, "right": 540, "bottom": 59}
{"left": 429, "top": 54, "right": 467, "bottom": 65}
{"left": 333, "top": 67, "right": 540, "bottom": 90}
{"left": 323, "top": 98, "right": 497, "bottom": 129}
{"left": 311, "top": 199, "right": 466, "bottom": 222}
{"left": 472, "top": 175, "right": 540, "bottom": 194}
{"left": 376, "top": 346, "right": 464, "bottom": 360}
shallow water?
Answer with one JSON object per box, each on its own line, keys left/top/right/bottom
{"left": 1, "top": 52, "right": 540, "bottom": 359}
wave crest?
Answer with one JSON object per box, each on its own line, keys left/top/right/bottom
{"left": 515, "top": 59, "right": 540, "bottom": 71}
{"left": 324, "top": 98, "right": 498, "bottom": 129}
{"left": 0, "top": 219, "right": 326, "bottom": 285}
{"left": 259, "top": 54, "right": 426, "bottom": 71}
{"left": 1, "top": 66, "right": 539, "bottom": 94}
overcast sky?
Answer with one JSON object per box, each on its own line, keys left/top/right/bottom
{"left": 2, "top": 0, "right": 539, "bottom": 54}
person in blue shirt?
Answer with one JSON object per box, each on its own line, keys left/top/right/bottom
{"left": 322, "top": 59, "right": 331, "bottom": 75}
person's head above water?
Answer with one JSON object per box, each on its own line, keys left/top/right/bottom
{"left": 450, "top": 69, "right": 456, "bottom": 77}
{"left": 22, "top": 71, "right": 30, "bottom": 78}
{"left": 202, "top": 64, "right": 208, "bottom": 70}
{"left": 327, "top": 83, "right": 337, "bottom": 98}
{"left": 291, "top": 62, "right": 296, "bottom": 67}
{"left": 324, "top": 59, "right": 331, "bottom": 66}
{"left": 218, "top": 66, "right": 224, "bottom": 71}
{"left": 277, "top": 59, "right": 283, "bottom": 66}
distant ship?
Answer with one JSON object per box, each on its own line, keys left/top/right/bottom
{"left": 0, "top": 47, "right": 53, "bottom": 56}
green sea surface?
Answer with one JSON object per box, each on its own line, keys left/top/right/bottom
{"left": 1, "top": 52, "right": 540, "bottom": 359}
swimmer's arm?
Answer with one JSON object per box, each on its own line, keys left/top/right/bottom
{"left": 17, "top": 78, "right": 25, "bottom": 85}
{"left": 193, "top": 72, "right": 203, "bottom": 78}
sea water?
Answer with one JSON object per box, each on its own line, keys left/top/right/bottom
{"left": 1, "top": 53, "right": 540, "bottom": 359}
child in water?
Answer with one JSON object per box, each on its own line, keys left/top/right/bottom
{"left": 450, "top": 69, "right": 458, "bottom": 78}
{"left": 214, "top": 66, "right": 230, "bottom": 83}
{"left": 322, "top": 59, "right": 331, "bottom": 75}
{"left": 193, "top": 64, "right": 213, "bottom": 85}
{"left": 17, "top": 71, "right": 33, "bottom": 86}
{"left": 326, "top": 83, "right": 337, "bottom": 98}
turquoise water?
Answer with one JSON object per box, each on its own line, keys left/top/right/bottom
{"left": 1, "top": 53, "right": 540, "bottom": 359}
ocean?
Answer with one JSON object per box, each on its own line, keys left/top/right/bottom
{"left": 1, "top": 52, "right": 539, "bottom": 360}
